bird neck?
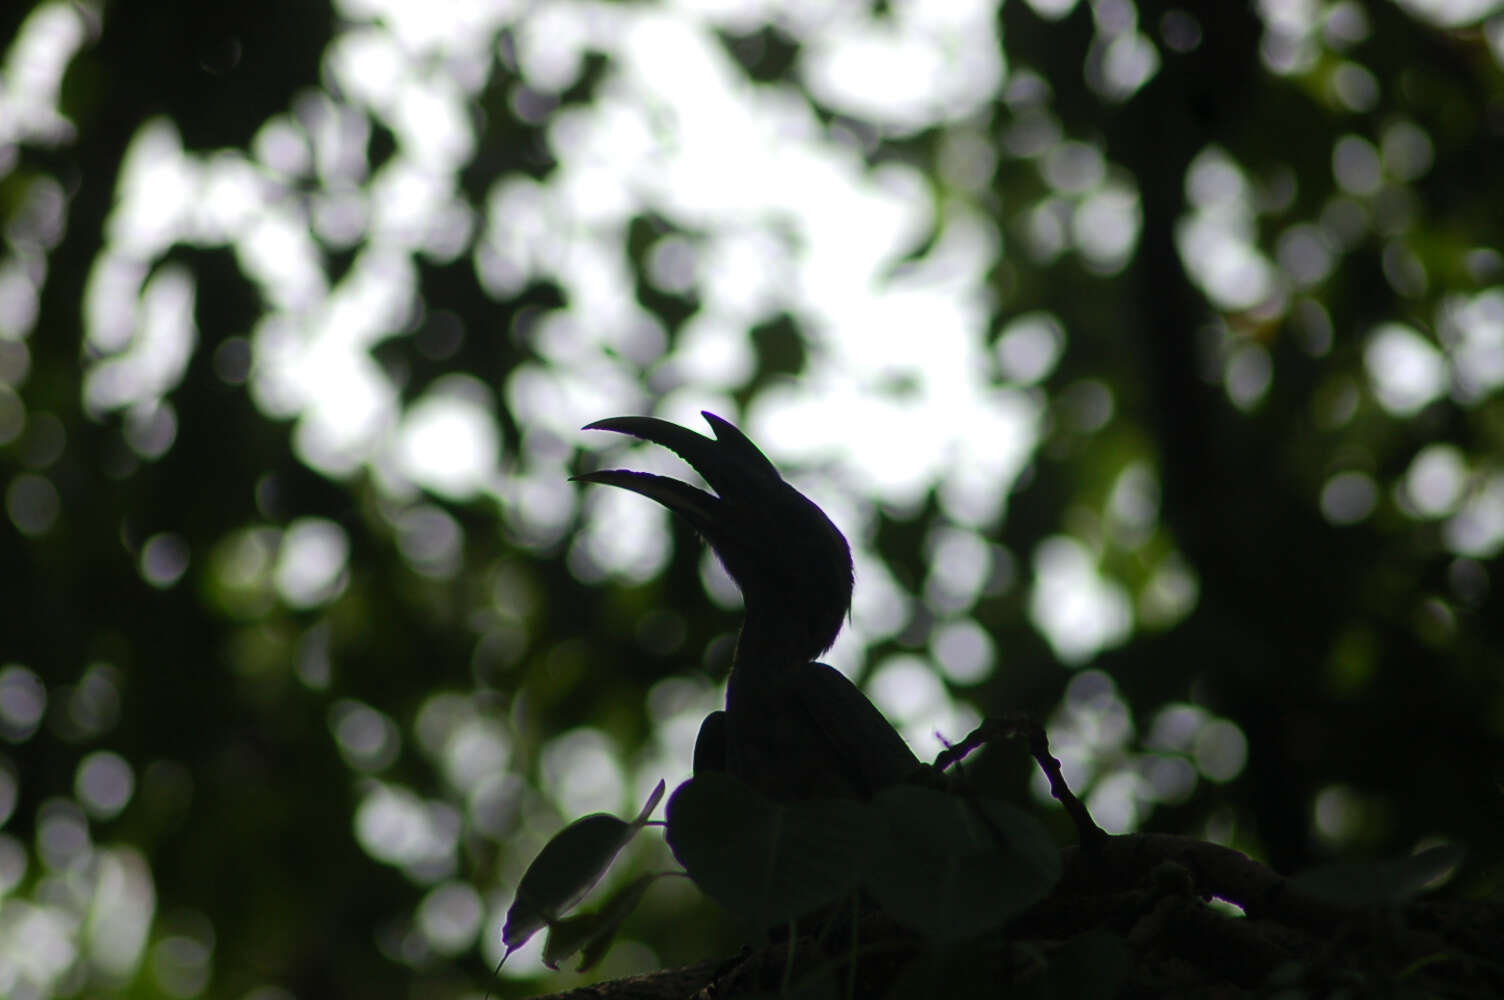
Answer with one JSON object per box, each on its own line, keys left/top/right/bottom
{"left": 729, "top": 600, "right": 821, "bottom": 688}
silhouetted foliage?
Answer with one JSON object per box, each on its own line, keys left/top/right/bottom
{"left": 2, "top": 0, "right": 1502, "bottom": 997}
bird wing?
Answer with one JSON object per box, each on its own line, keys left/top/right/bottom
{"left": 791, "top": 663, "right": 921, "bottom": 797}
{"left": 693, "top": 710, "right": 727, "bottom": 775}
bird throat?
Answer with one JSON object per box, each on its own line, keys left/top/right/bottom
{"left": 729, "top": 600, "right": 825, "bottom": 685}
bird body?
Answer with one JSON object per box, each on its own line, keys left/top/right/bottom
{"left": 725, "top": 661, "right": 921, "bottom": 800}
{"left": 577, "top": 412, "right": 919, "bottom": 801}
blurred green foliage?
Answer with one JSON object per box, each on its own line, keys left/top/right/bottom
{"left": 1, "top": 0, "right": 1502, "bottom": 997}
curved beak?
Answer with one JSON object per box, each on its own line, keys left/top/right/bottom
{"left": 570, "top": 468, "right": 720, "bottom": 533}
{"left": 572, "top": 412, "right": 781, "bottom": 532}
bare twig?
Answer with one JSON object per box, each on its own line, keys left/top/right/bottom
{"left": 934, "top": 714, "right": 1107, "bottom": 857}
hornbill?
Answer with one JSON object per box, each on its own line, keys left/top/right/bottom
{"left": 575, "top": 411, "right": 921, "bottom": 801}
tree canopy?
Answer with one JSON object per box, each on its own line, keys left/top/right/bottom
{"left": 1, "top": 0, "right": 1501, "bottom": 997}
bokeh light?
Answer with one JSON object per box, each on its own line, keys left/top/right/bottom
{"left": 74, "top": 752, "right": 135, "bottom": 820}
{"left": 274, "top": 518, "right": 349, "bottom": 608}
{"left": 0, "top": 665, "right": 46, "bottom": 742}
{"left": 2, "top": 0, "right": 1500, "bottom": 991}
{"left": 1029, "top": 536, "right": 1134, "bottom": 664}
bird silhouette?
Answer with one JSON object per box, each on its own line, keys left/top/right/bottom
{"left": 576, "top": 411, "right": 921, "bottom": 801}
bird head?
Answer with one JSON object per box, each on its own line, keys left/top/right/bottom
{"left": 575, "top": 411, "right": 853, "bottom": 664}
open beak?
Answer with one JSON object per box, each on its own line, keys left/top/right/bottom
{"left": 572, "top": 412, "right": 780, "bottom": 533}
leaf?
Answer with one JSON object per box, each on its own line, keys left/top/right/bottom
{"left": 542, "top": 872, "right": 664, "bottom": 971}
{"left": 502, "top": 780, "right": 668, "bottom": 954}
{"left": 576, "top": 873, "right": 660, "bottom": 972}
{"left": 630, "top": 779, "right": 667, "bottom": 829}
{"left": 503, "top": 813, "right": 629, "bottom": 952}
{"left": 540, "top": 912, "right": 601, "bottom": 972}
{"left": 664, "top": 774, "right": 871, "bottom": 929}
{"left": 861, "top": 786, "right": 1061, "bottom": 941}
{"left": 1291, "top": 843, "right": 1465, "bottom": 905}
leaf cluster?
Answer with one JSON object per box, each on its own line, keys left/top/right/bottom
{"left": 502, "top": 768, "right": 1064, "bottom": 981}
{"left": 506, "top": 764, "right": 1497, "bottom": 999}
{"left": 501, "top": 780, "right": 667, "bottom": 972}
{"left": 666, "top": 774, "right": 1062, "bottom": 939}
